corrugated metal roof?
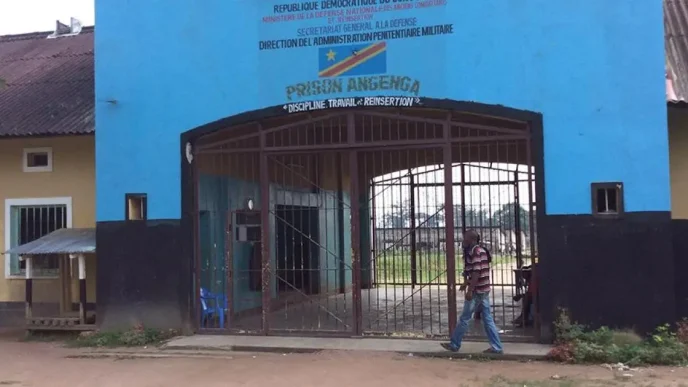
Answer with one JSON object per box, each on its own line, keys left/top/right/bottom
{"left": 4, "top": 228, "right": 95, "bottom": 256}
{"left": 666, "top": 0, "right": 688, "bottom": 103}
{"left": 0, "top": 27, "right": 94, "bottom": 137}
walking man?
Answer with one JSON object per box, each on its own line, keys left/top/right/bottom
{"left": 442, "top": 229, "right": 503, "bottom": 354}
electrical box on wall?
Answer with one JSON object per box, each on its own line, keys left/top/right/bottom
{"left": 235, "top": 211, "right": 261, "bottom": 242}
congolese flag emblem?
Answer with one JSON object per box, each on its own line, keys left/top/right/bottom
{"left": 318, "top": 42, "right": 387, "bottom": 78}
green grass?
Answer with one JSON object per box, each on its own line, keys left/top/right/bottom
{"left": 549, "top": 311, "right": 688, "bottom": 366}
{"left": 372, "top": 252, "right": 517, "bottom": 284}
{"left": 68, "top": 327, "right": 178, "bottom": 348}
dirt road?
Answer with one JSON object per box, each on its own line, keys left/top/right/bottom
{"left": 0, "top": 337, "right": 686, "bottom": 386}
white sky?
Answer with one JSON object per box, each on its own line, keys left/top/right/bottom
{"left": 0, "top": 0, "right": 94, "bottom": 35}
{"left": 373, "top": 163, "right": 535, "bottom": 227}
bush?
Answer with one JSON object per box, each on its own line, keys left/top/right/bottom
{"left": 71, "top": 324, "right": 178, "bottom": 348}
{"left": 552, "top": 309, "right": 584, "bottom": 344}
{"left": 548, "top": 310, "right": 688, "bottom": 366}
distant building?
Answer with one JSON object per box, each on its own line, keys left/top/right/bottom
{"left": 0, "top": 25, "right": 95, "bottom": 328}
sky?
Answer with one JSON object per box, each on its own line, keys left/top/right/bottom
{"left": 0, "top": 0, "right": 94, "bottom": 35}
{"left": 373, "top": 163, "right": 534, "bottom": 228}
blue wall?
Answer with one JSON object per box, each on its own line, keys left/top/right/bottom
{"left": 95, "top": 0, "right": 669, "bottom": 220}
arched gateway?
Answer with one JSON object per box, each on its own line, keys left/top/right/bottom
{"left": 183, "top": 100, "right": 544, "bottom": 341}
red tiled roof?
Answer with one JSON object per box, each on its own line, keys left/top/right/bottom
{"left": 0, "top": 27, "right": 94, "bottom": 137}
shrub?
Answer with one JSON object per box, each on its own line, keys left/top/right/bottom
{"left": 553, "top": 308, "right": 584, "bottom": 344}
{"left": 547, "top": 310, "right": 688, "bottom": 366}
{"left": 71, "top": 324, "right": 178, "bottom": 348}
{"left": 545, "top": 342, "right": 575, "bottom": 363}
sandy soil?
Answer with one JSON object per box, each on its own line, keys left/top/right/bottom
{"left": 0, "top": 334, "right": 686, "bottom": 387}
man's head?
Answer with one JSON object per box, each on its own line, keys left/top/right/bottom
{"left": 463, "top": 229, "right": 480, "bottom": 246}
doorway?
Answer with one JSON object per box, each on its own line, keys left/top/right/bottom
{"left": 275, "top": 204, "right": 320, "bottom": 295}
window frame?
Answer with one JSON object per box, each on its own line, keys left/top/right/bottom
{"left": 4, "top": 197, "right": 73, "bottom": 279}
{"left": 22, "top": 147, "right": 53, "bottom": 173}
{"left": 125, "top": 193, "right": 148, "bottom": 221}
{"left": 591, "top": 182, "right": 624, "bottom": 219}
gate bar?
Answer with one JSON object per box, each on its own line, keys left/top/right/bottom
{"left": 514, "top": 171, "right": 523, "bottom": 269}
{"left": 225, "top": 208, "right": 233, "bottom": 330}
{"left": 336, "top": 153, "right": 346, "bottom": 294}
{"left": 196, "top": 135, "right": 529, "bottom": 155}
{"left": 349, "top": 112, "right": 363, "bottom": 335}
{"left": 192, "top": 153, "right": 202, "bottom": 330}
{"left": 444, "top": 120, "right": 458, "bottom": 331}
{"left": 379, "top": 181, "right": 522, "bottom": 188}
{"left": 525, "top": 130, "right": 541, "bottom": 340}
{"left": 460, "top": 164, "right": 467, "bottom": 232}
{"left": 371, "top": 179, "right": 378, "bottom": 287}
{"left": 260, "top": 131, "right": 271, "bottom": 335}
{"left": 409, "top": 169, "right": 417, "bottom": 289}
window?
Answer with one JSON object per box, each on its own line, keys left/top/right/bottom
{"left": 4, "top": 197, "right": 72, "bottom": 278}
{"left": 125, "top": 194, "right": 147, "bottom": 221}
{"left": 22, "top": 147, "right": 53, "bottom": 172}
{"left": 591, "top": 182, "right": 624, "bottom": 217}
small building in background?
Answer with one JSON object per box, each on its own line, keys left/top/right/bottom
{"left": 0, "top": 23, "right": 95, "bottom": 328}
{"left": 666, "top": 0, "right": 688, "bottom": 319}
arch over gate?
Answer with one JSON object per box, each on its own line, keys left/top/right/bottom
{"left": 180, "top": 99, "right": 545, "bottom": 341}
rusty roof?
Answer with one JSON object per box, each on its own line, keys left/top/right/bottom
{"left": 666, "top": 0, "right": 688, "bottom": 104}
{"left": 0, "top": 27, "right": 94, "bottom": 137}
{"left": 4, "top": 228, "right": 95, "bottom": 256}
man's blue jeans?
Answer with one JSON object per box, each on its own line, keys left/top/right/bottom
{"left": 450, "top": 292, "right": 503, "bottom": 352}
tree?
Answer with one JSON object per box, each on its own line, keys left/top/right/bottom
{"left": 416, "top": 206, "right": 445, "bottom": 228}
{"left": 453, "top": 206, "right": 490, "bottom": 228}
{"left": 382, "top": 201, "right": 447, "bottom": 228}
{"left": 491, "top": 202, "right": 530, "bottom": 233}
{"left": 382, "top": 200, "right": 412, "bottom": 228}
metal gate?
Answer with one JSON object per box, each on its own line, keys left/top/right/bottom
{"left": 193, "top": 109, "right": 537, "bottom": 340}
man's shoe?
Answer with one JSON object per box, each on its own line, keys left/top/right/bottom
{"left": 441, "top": 342, "right": 459, "bottom": 352}
{"left": 483, "top": 348, "right": 503, "bottom": 355}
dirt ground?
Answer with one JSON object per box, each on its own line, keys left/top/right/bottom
{"left": 0, "top": 335, "right": 687, "bottom": 387}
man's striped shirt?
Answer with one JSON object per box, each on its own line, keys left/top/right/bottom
{"left": 466, "top": 245, "right": 491, "bottom": 294}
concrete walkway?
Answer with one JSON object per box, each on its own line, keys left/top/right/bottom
{"left": 163, "top": 335, "right": 551, "bottom": 360}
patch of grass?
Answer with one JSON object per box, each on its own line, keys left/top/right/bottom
{"left": 547, "top": 309, "right": 688, "bottom": 366}
{"left": 68, "top": 326, "right": 178, "bottom": 348}
{"left": 374, "top": 252, "right": 514, "bottom": 284}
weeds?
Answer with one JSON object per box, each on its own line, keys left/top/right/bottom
{"left": 69, "top": 324, "right": 178, "bottom": 348}
{"left": 547, "top": 309, "right": 688, "bottom": 366}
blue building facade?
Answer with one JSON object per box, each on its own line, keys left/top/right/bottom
{"left": 94, "top": 0, "right": 675, "bottom": 338}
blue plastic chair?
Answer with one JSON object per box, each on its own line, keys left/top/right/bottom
{"left": 200, "top": 287, "right": 227, "bottom": 328}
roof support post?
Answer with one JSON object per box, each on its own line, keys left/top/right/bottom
{"left": 24, "top": 256, "right": 33, "bottom": 319}
{"left": 78, "top": 254, "right": 86, "bottom": 324}
{"left": 71, "top": 253, "right": 87, "bottom": 324}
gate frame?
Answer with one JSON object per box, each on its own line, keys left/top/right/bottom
{"left": 180, "top": 98, "right": 546, "bottom": 339}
